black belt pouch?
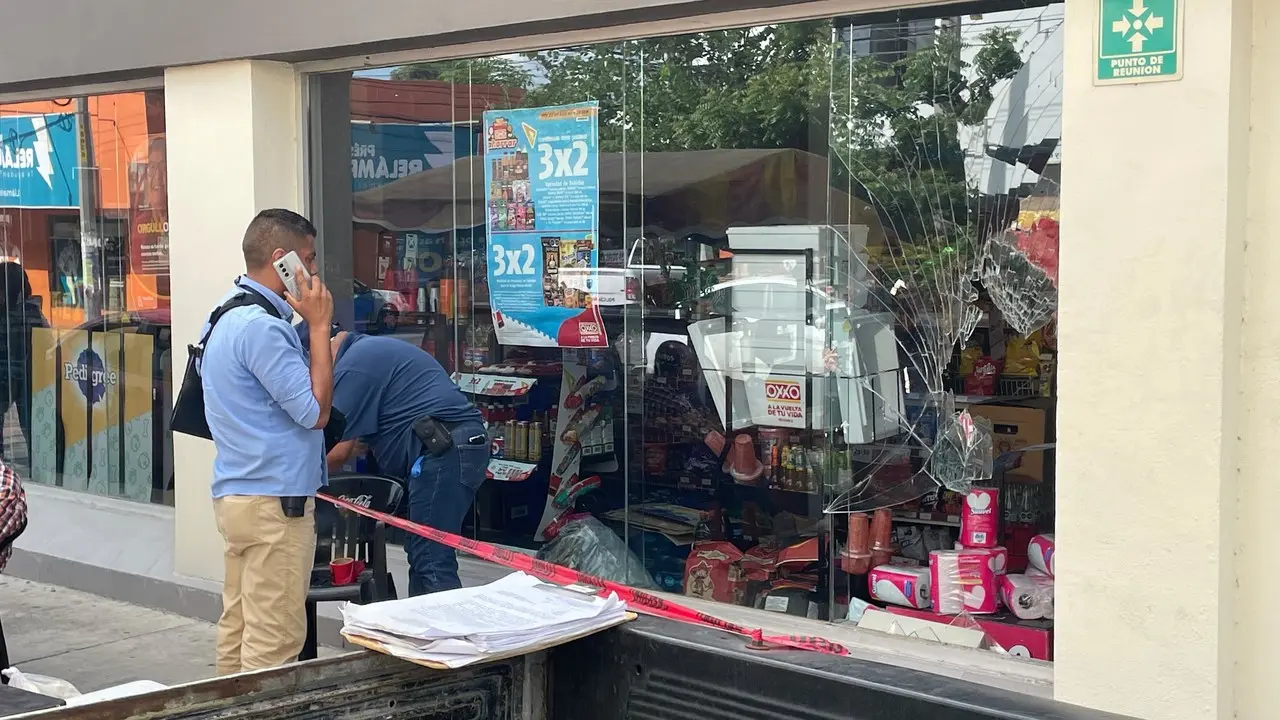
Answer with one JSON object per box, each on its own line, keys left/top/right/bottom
{"left": 412, "top": 417, "right": 455, "bottom": 457}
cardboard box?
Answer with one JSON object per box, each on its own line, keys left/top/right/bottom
{"left": 858, "top": 608, "right": 990, "bottom": 650}
{"left": 968, "top": 404, "right": 1047, "bottom": 482}
{"left": 884, "top": 606, "right": 1053, "bottom": 660}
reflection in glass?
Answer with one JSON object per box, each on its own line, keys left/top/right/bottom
{"left": 332, "top": 3, "right": 1061, "bottom": 640}
{"left": 0, "top": 261, "right": 44, "bottom": 458}
{"left": 0, "top": 91, "right": 173, "bottom": 504}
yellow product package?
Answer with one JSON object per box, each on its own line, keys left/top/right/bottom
{"left": 958, "top": 346, "right": 983, "bottom": 377}
{"left": 1004, "top": 333, "right": 1041, "bottom": 376}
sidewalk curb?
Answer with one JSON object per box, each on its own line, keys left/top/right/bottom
{"left": 6, "top": 549, "right": 348, "bottom": 649}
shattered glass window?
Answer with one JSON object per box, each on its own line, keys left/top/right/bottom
{"left": 820, "top": 9, "right": 1061, "bottom": 516}
{"left": 338, "top": 1, "right": 1062, "bottom": 647}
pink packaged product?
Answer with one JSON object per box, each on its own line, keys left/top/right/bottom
{"left": 982, "top": 545, "right": 1008, "bottom": 575}
{"left": 868, "top": 564, "right": 931, "bottom": 609}
{"left": 960, "top": 487, "right": 1000, "bottom": 548}
{"left": 930, "top": 549, "right": 999, "bottom": 615}
{"left": 999, "top": 573, "right": 1055, "bottom": 620}
{"left": 953, "top": 543, "right": 1008, "bottom": 574}
{"left": 1027, "top": 533, "right": 1056, "bottom": 577}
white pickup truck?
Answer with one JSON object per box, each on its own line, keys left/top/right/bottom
{"left": 1, "top": 651, "right": 544, "bottom": 719}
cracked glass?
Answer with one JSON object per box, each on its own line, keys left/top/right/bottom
{"left": 332, "top": 0, "right": 1061, "bottom": 647}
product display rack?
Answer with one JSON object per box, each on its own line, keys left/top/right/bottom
{"left": 368, "top": 220, "right": 1057, "bottom": 657}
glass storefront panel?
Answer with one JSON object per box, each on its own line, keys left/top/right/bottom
{"left": 324, "top": 2, "right": 1061, "bottom": 654}
{"left": 0, "top": 90, "right": 173, "bottom": 504}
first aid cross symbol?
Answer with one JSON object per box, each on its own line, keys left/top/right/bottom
{"left": 1111, "top": 0, "right": 1165, "bottom": 52}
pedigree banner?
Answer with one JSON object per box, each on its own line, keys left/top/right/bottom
{"left": 31, "top": 327, "right": 155, "bottom": 501}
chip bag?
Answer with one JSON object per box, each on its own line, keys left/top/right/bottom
{"left": 964, "top": 357, "right": 1001, "bottom": 395}
{"left": 1004, "top": 332, "right": 1041, "bottom": 377}
{"left": 958, "top": 345, "right": 983, "bottom": 377}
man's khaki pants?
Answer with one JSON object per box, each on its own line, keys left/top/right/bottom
{"left": 212, "top": 496, "right": 316, "bottom": 675}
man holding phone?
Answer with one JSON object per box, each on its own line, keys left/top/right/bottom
{"left": 302, "top": 326, "right": 485, "bottom": 595}
{"left": 201, "top": 209, "right": 333, "bottom": 674}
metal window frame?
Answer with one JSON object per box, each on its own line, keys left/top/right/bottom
{"left": 294, "top": 0, "right": 948, "bottom": 75}
{"left": 0, "top": 74, "right": 171, "bottom": 504}
{"left": 294, "top": 0, "right": 1055, "bottom": 209}
{"left": 293, "top": 0, "right": 1063, "bottom": 688}
{"left": 0, "top": 76, "right": 164, "bottom": 106}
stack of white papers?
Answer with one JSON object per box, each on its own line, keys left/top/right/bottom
{"left": 340, "top": 572, "right": 629, "bottom": 668}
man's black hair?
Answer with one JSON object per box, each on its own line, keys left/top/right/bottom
{"left": 294, "top": 320, "right": 344, "bottom": 352}
{"left": 242, "top": 208, "right": 317, "bottom": 269}
{"left": 0, "top": 262, "right": 31, "bottom": 309}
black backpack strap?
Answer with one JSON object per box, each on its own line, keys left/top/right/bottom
{"left": 196, "top": 286, "right": 283, "bottom": 349}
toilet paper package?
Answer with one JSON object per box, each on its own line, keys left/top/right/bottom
{"left": 999, "top": 573, "right": 1055, "bottom": 620}
{"left": 930, "top": 549, "right": 998, "bottom": 615}
{"left": 868, "top": 564, "right": 932, "bottom": 609}
{"left": 954, "top": 544, "right": 1008, "bottom": 575}
{"left": 983, "top": 546, "right": 1009, "bottom": 575}
{"left": 960, "top": 488, "right": 1000, "bottom": 548}
{"left": 1027, "top": 534, "right": 1056, "bottom": 577}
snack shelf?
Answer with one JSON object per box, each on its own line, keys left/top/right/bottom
{"left": 892, "top": 511, "right": 962, "bottom": 528}
{"left": 453, "top": 373, "right": 538, "bottom": 397}
{"left": 486, "top": 458, "right": 541, "bottom": 482}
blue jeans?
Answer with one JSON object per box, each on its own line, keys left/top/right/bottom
{"left": 405, "top": 420, "right": 488, "bottom": 596}
{"left": 0, "top": 372, "right": 32, "bottom": 458}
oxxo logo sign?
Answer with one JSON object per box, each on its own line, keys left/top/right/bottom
{"left": 764, "top": 380, "right": 802, "bottom": 403}
{"left": 64, "top": 349, "right": 118, "bottom": 406}
{"left": 764, "top": 379, "right": 803, "bottom": 423}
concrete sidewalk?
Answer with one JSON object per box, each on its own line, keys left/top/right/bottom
{"left": 0, "top": 577, "right": 219, "bottom": 693}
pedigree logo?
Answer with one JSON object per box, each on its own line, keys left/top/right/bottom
{"left": 764, "top": 380, "right": 801, "bottom": 404}
{"left": 64, "top": 349, "right": 118, "bottom": 406}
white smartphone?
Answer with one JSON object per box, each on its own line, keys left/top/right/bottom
{"left": 273, "top": 250, "right": 311, "bottom": 298}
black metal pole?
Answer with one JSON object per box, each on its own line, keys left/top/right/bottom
{"left": 74, "top": 98, "right": 102, "bottom": 321}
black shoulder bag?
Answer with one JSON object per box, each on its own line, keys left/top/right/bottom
{"left": 170, "top": 290, "right": 280, "bottom": 439}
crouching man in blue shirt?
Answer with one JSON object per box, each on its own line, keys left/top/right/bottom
{"left": 307, "top": 327, "right": 485, "bottom": 595}
{"left": 202, "top": 209, "right": 334, "bottom": 674}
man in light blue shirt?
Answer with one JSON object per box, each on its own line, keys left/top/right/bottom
{"left": 201, "top": 209, "right": 334, "bottom": 675}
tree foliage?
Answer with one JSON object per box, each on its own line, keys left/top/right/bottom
{"left": 829, "top": 27, "right": 1023, "bottom": 243}
{"left": 394, "top": 21, "right": 1025, "bottom": 242}
{"left": 389, "top": 58, "right": 533, "bottom": 88}
{"left": 520, "top": 23, "right": 831, "bottom": 153}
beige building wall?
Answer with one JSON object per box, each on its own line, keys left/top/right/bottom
{"left": 1056, "top": 0, "right": 1266, "bottom": 719}
{"left": 1235, "top": 0, "right": 1279, "bottom": 718}
{"left": 166, "top": 60, "right": 303, "bottom": 581}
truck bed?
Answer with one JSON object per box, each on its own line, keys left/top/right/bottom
{"left": 11, "top": 651, "right": 544, "bottom": 720}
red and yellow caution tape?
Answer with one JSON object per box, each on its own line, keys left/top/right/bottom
{"left": 319, "top": 492, "right": 849, "bottom": 656}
